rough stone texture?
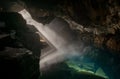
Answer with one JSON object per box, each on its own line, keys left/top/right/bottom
{"left": 15, "top": 0, "right": 120, "bottom": 52}
{"left": 0, "top": 0, "right": 120, "bottom": 79}
{"left": 0, "top": 11, "right": 41, "bottom": 79}
{"left": 0, "top": 12, "right": 41, "bottom": 57}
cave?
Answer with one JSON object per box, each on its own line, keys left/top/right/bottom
{"left": 0, "top": 0, "right": 120, "bottom": 79}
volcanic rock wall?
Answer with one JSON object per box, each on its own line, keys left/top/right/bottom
{"left": 19, "top": 0, "right": 120, "bottom": 52}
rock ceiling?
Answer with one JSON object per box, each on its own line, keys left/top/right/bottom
{"left": 0, "top": 0, "right": 120, "bottom": 53}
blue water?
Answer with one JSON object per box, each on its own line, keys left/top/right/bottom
{"left": 66, "top": 47, "right": 120, "bottom": 79}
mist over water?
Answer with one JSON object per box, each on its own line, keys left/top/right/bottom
{"left": 18, "top": 9, "right": 90, "bottom": 71}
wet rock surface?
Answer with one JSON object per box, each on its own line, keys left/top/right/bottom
{"left": 0, "top": 0, "right": 120, "bottom": 52}
{"left": 0, "top": 0, "right": 120, "bottom": 79}
{"left": 16, "top": 0, "right": 120, "bottom": 52}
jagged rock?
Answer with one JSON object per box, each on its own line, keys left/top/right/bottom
{"left": 0, "top": 0, "right": 120, "bottom": 79}
{"left": 0, "top": 12, "right": 41, "bottom": 57}
{"left": 94, "top": 34, "right": 120, "bottom": 52}
{"left": 94, "top": 35, "right": 105, "bottom": 47}
{"left": 106, "top": 38, "right": 120, "bottom": 51}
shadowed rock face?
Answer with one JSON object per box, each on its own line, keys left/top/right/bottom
{"left": 0, "top": 0, "right": 120, "bottom": 52}
{"left": 14, "top": 0, "right": 119, "bottom": 52}
{"left": 0, "top": 54, "right": 40, "bottom": 79}
{"left": 0, "top": 0, "right": 120, "bottom": 79}
{"left": 0, "top": 9, "right": 41, "bottom": 79}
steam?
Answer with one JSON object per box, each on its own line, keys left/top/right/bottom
{"left": 18, "top": 9, "right": 90, "bottom": 71}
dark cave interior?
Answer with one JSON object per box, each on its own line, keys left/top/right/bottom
{"left": 0, "top": 0, "right": 120, "bottom": 79}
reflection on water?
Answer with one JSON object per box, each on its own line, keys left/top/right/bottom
{"left": 41, "top": 47, "right": 120, "bottom": 79}
{"left": 18, "top": 9, "right": 120, "bottom": 79}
